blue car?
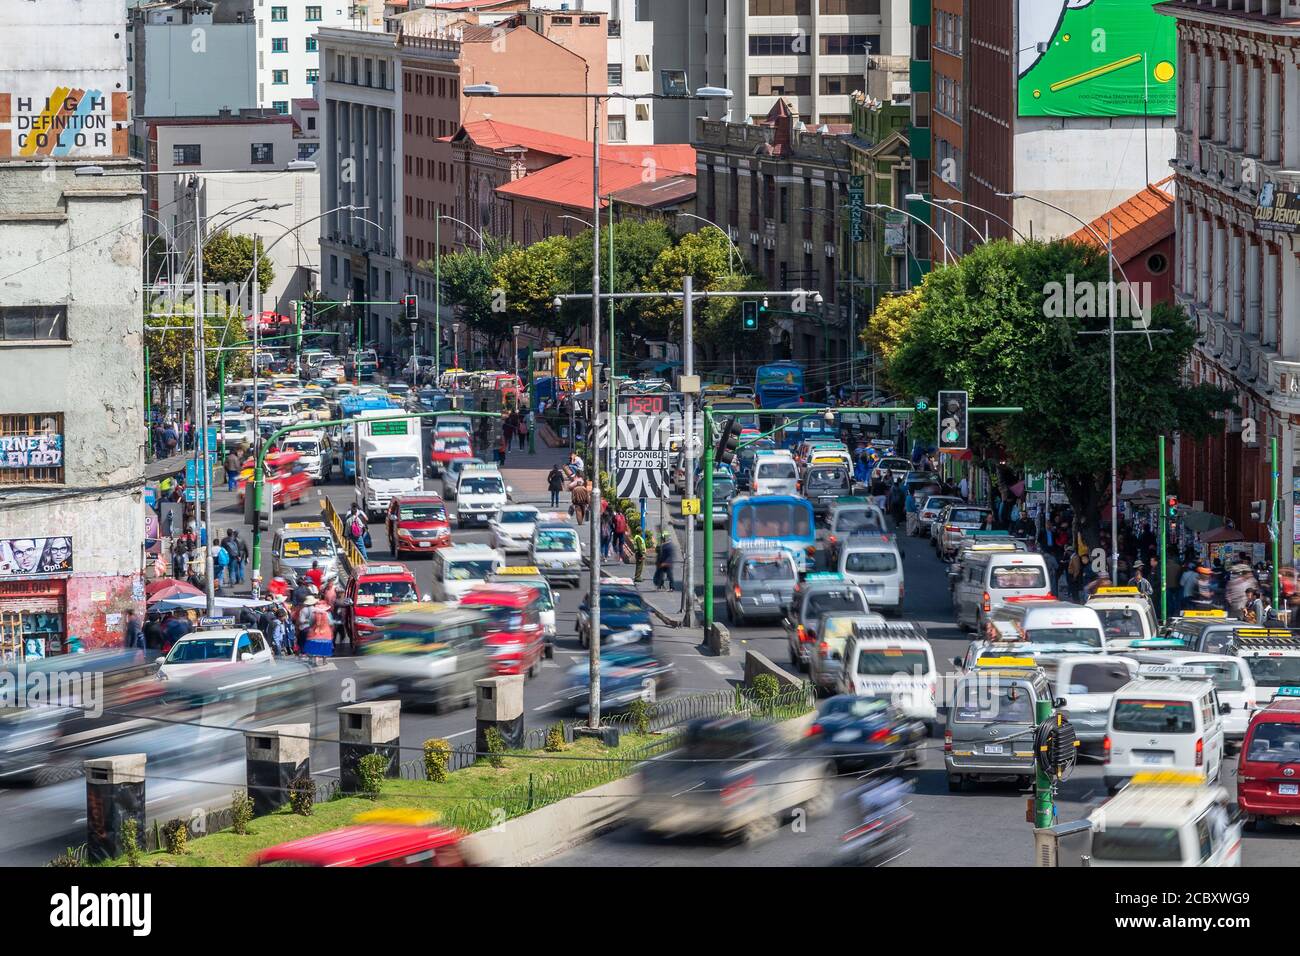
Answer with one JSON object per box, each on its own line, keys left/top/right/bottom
{"left": 562, "top": 648, "right": 676, "bottom": 714}
{"left": 576, "top": 583, "right": 653, "bottom": 648}
{"left": 805, "top": 695, "right": 926, "bottom": 771}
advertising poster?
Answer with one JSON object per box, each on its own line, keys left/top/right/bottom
{"left": 1254, "top": 185, "right": 1300, "bottom": 234}
{"left": 0, "top": 536, "right": 72, "bottom": 579}
{"left": 1018, "top": 0, "right": 1176, "bottom": 118}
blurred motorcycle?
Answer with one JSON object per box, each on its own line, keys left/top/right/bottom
{"left": 839, "top": 776, "right": 913, "bottom": 867}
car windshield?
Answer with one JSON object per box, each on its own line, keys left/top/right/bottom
{"left": 923, "top": 498, "right": 959, "bottom": 514}
{"left": 844, "top": 551, "right": 898, "bottom": 574}
{"left": 807, "top": 468, "right": 848, "bottom": 489}
{"left": 855, "top": 649, "right": 930, "bottom": 676}
{"left": 281, "top": 536, "right": 334, "bottom": 559}
{"left": 758, "top": 461, "right": 797, "bottom": 480}
{"left": 438, "top": 438, "right": 470, "bottom": 452}
{"left": 1091, "top": 828, "right": 1183, "bottom": 863}
{"left": 1065, "top": 663, "right": 1133, "bottom": 695}
{"left": 991, "top": 566, "right": 1046, "bottom": 589}
{"left": 953, "top": 683, "right": 1034, "bottom": 723}
{"left": 399, "top": 505, "right": 446, "bottom": 522}
{"left": 499, "top": 510, "right": 536, "bottom": 524}
{"left": 1180, "top": 660, "right": 1246, "bottom": 692}
{"left": 950, "top": 509, "right": 988, "bottom": 524}
{"left": 282, "top": 439, "right": 320, "bottom": 453}
{"left": 367, "top": 457, "right": 421, "bottom": 480}
{"left": 299, "top": 397, "right": 327, "bottom": 410}
{"left": 357, "top": 580, "right": 418, "bottom": 605}
{"left": 460, "top": 477, "right": 504, "bottom": 495}
{"left": 822, "top": 697, "right": 889, "bottom": 718}
{"left": 601, "top": 592, "right": 644, "bottom": 612}
{"left": 1246, "top": 721, "right": 1300, "bottom": 761}
{"left": 536, "top": 530, "right": 577, "bottom": 552}
{"left": 1096, "top": 608, "right": 1145, "bottom": 639}
{"left": 740, "top": 557, "right": 793, "bottom": 581}
{"left": 1024, "top": 627, "right": 1102, "bottom": 648}
{"left": 166, "top": 638, "right": 235, "bottom": 663}
{"left": 733, "top": 501, "right": 812, "bottom": 539}
{"left": 1243, "top": 656, "right": 1300, "bottom": 687}
{"left": 1112, "top": 699, "right": 1196, "bottom": 734}
{"left": 806, "top": 590, "right": 866, "bottom": 618}
{"left": 834, "top": 509, "right": 883, "bottom": 532}
{"left": 714, "top": 480, "right": 736, "bottom": 499}
{"left": 446, "top": 560, "right": 495, "bottom": 581}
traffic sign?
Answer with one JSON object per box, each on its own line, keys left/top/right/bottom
{"left": 681, "top": 498, "right": 701, "bottom": 516}
{"left": 613, "top": 414, "right": 672, "bottom": 500}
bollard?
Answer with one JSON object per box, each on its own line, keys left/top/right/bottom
{"left": 84, "top": 754, "right": 147, "bottom": 863}
{"left": 245, "top": 723, "right": 311, "bottom": 816}
{"left": 601, "top": 726, "right": 620, "bottom": 748}
{"left": 338, "top": 701, "right": 401, "bottom": 793}
{"left": 475, "top": 675, "right": 525, "bottom": 755}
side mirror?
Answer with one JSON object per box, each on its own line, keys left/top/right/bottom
{"left": 1219, "top": 701, "right": 1232, "bottom": 715}
{"left": 155, "top": 656, "right": 166, "bottom": 666}
{"left": 952, "top": 657, "right": 963, "bottom": 668}
{"left": 1053, "top": 697, "right": 1067, "bottom": 709}
{"left": 239, "top": 652, "right": 251, "bottom": 662}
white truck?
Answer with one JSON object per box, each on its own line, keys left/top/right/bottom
{"left": 354, "top": 409, "right": 424, "bottom": 519}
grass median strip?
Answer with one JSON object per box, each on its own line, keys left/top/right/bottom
{"left": 107, "top": 733, "right": 662, "bottom": 868}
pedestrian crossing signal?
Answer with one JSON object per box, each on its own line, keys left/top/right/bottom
{"left": 742, "top": 300, "right": 759, "bottom": 331}
{"left": 938, "top": 390, "right": 968, "bottom": 451}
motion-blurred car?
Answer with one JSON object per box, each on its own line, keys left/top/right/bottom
{"left": 577, "top": 581, "right": 653, "bottom": 648}
{"left": 357, "top": 605, "right": 489, "bottom": 713}
{"left": 429, "top": 431, "right": 473, "bottom": 477}
{"left": 257, "top": 823, "right": 472, "bottom": 867}
{"left": 806, "top": 695, "right": 926, "bottom": 770}
{"left": 784, "top": 574, "right": 869, "bottom": 672}
{"left": 440, "top": 456, "right": 485, "bottom": 500}
{"left": 562, "top": 647, "right": 675, "bottom": 714}
{"left": 459, "top": 583, "right": 547, "bottom": 678}
{"left": 155, "top": 628, "right": 274, "bottom": 681}
{"left": 489, "top": 505, "right": 540, "bottom": 554}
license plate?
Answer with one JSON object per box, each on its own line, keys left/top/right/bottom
{"left": 418, "top": 541, "right": 431, "bottom": 548}
{"left": 759, "top": 594, "right": 776, "bottom": 604}
{"left": 863, "top": 585, "right": 882, "bottom": 595}
{"left": 984, "top": 744, "right": 1004, "bottom": 755}
{"left": 832, "top": 730, "right": 858, "bottom": 743}
{"left": 1280, "top": 784, "right": 1299, "bottom": 796}
{"left": 1142, "top": 754, "right": 1167, "bottom": 765}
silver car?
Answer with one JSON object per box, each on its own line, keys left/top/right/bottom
{"left": 271, "top": 524, "right": 340, "bottom": 586}
{"left": 725, "top": 550, "right": 798, "bottom": 626}
{"left": 440, "top": 456, "right": 485, "bottom": 500}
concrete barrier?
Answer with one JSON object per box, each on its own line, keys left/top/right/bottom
{"left": 706, "top": 621, "right": 731, "bottom": 656}
{"left": 743, "top": 649, "right": 802, "bottom": 691}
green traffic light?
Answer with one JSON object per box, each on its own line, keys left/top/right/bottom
{"left": 915, "top": 400, "right": 929, "bottom": 413}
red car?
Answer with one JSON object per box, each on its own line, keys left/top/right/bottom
{"left": 256, "top": 824, "right": 470, "bottom": 867}
{"left": 1237, "top": 697, "right": 1300, "bottom": 828}
{"left": 429, "top": 431, "right": 472, "bottom": 475}
{"left": 236, "top": 451, "right": 313, "bottom": 508}
{"left": 385, "top": 494, "right": 452, "bottom": 555}
{"left": 459, "top": 583, "right": 546, "bottom": 678}
{"left": 341, "top": 563, "right": 422, "bottom": 648}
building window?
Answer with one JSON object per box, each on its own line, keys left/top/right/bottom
{"left": 819, "top": 0, "right": 880, "bottom": 13}
{"left": 820, "top": 34, "right": 879, "bottom": 56}
{"left": 307, "top": 116, "right": 316, "bottom": 131}
{"left": 608, "top": 63, "right": 623, "bottom": 85}
{"left": 608, "top": 19, "right": 621, "bottom": 37}
{"left": 251, "top": 142, "right": 274, "bottom": 164}
{"left": 819, "top": 75, "right": 856, "bottom": 96}
{"left": 608, "top": 116, "right": 627, "bottom": 142}
{"left": 0, "top": 414, "right": 64, "bottom": 485}
{"left": 305, "top": 6, "right": 322, "bottom": 21}
{"left": 306, "top": 36, "right": 318, "bottom": 52}
{"left": 379, "top": 61, "right": 387, "bottom": 89}
{"left": 272, "top": 100, "right": 289, "bottom": 114}
{"left": 330, "top": 255, "right": 338, "bottom": 283}
{"left": 749, "top": 75, "right": 812, "bottom": 96}
{"left": 635, "top": 0, "right": 652, "bottom": 20}
{"left": 271, "top": 38, "right": 288, "bottom": 53}
{"left": 748, "top": 0, "right": 811, "bottom": 15}
{"left": 0, "top": 308, "right": 68, "bottom": 344}
{"left": 749, "top": 35, "right": 808, "bottom": 56}
{"left": 172, "top": 143, "right": 201, "bottom": 165}
{"left": 1148, "top": 252, "right": 1169, "bottom": 274}
{"left": 306, "top": 68, "right": 319, "bottom": 84}
{"left": 635, "top": 103, "right": 650, "bottom": 122}
{"left": 297, "top": 142, "right": 316, "bottom": 160}
{"left": 635, "top": 54, "right": 650, "bottom": 71}
{"left": 272, "top": 70, "right": 289, "bottom": 85}
{"left": 270, "top": 6, "right": 287, "bottom": 21}
{"left": 552, "top": 15, "right": 572, "bottom": 24}
{"left": 580, "top": 15, "right": 601, "bottom": 25}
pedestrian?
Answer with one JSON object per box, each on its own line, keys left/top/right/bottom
{"left": 958, "top": 474, "right": 970, "bottom": 501}
{"left": 345, "top": 506, "right": 369, "bottom": 560}
{"left": 600, "top": 509, "right": 613, "bottom": 559}
{"left": 306, "top": 559, "right": 325, "bottom": 592}
{"left": 651, "top": 533, "right": 664, "bottom": 589}
{"left": 233, "top": 531, "right": 248, "bottom": 586}
{"left": 632, "top": 527, "right": 647, "bottom": 582}
{"left": 143, "top": 613, "right": 164, "bottom": 651}
{"left": 124, "top": 610, "right": 144, "bottom": 650}
{"left": 221, "top": 529, "right": 241, "bottom": 586}
{"left": 1067, "top": 550, "right": 1084, "bottom": 603}
{"left": 212, "top": 540, "right": 230, "bottom": 589}
{"left": 1131, "top": 564, "right": 1154, "bottom": 603}
{"left": 162, "top": 609, "right": 192, "bottom": 650}
{"left": 224, "top": 449, "right": 241, "bottom": 492}
{"left": 268, "top": 608, "right": 289, "bottom": 656}
{"left": 656, "top": 533, "right": 677, "bottom": 591}
{"left": 571, "top": 480, "right": 591, "bottom": 525}
{"left": 170, "top": 542, "right": 187, "bottom": 580}
{"left": 569, "top": 451, "right": 584, "bottom": 477}
{"left": 1245, "top": 588, "right": 1267, "bottom": 625}
{"left": 611, "top": 508, "right": 628, "bottom": 562}
{"left": 302, "top": 594, "right": 335, "bottom": 662}
{"left": 1043, "top": 548, "right": 1059, "bottom": 597}
{"left": 904, "top": 489, "right": 919, "bottom": 536}
{"left": 547, "top": 464, "right": 564, "bottom": 509}
{"left": 163, "top": 422, "right": 179, "bottom": 457}
{"left": 496, "top": 432, "right": 508, "bottom": 467}
{"left": 517, "top": 413, "right": 529, "bottom": 450}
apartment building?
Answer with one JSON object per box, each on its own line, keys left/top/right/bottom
{"left": 256, "top": 0, "right": 385, "bottom": 112}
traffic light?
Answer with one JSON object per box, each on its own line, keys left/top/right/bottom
{"left": 913, "top": 397, "right": 929, "bottom": 413}
{"left": 1165, "top": 495, "right": 1179, "bottom": 518}
{"left": 742, "top": 300, "right": 759, "bottom": 331}
{"left": 404, "top": 294, "right": 418, "bottom": 324}
{"left": 715, "top": 416, "right": 743, "bottom": 468}
{"left": 937, "top": 390, "right": 969, "bottom": 451}
{"left": 1250, "top": 499, "right": 1268, "bottom": 523}
{"left": 303, "top": 298, "right": 315, "bottom": 325}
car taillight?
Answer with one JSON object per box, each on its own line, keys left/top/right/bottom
{"left": 818, "top": 641, "right": 829, "bottom": 654}
{"left": 721, "top": 776, "right": 755, "bottom": 806}
{"left": 943, "top": 729, "right": 952, "bottom": 753}
{"left": 805, "top": 545, "right": 816, "bottom": 557}
{"left": 1195, "top": 737, "right": 1204, "bottom": 767}
{"left": 868, "top": 727, "right": 890, "bottom": 743}
{"left": 945, "top": 525, "right": 957, "bottom": 532}
{"left": 805, "top": 723, "right": 823, "bottom": 737}
{"left": 982, "top": 591, "right": 991, "bottom": 613}
{"left": 797, "top": 624, "right": 809, "bottom": 642}
{"left": 733, "top": 586, "right": 742, "bottom": 599}
{"left": 828, "top": 535, "right": 837, "bottom": 545}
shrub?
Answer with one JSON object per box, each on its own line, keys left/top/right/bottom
{"left": 161, "top": 818, "right": 189, "bottom": 855}
{"left": 628, "top": 698, "right": 651, "bottom": 736}
{"left": 544, "top": 722, "right": 566, "bottom": 752}
{"left": 424, "top": 738, "right": 452, "bottom": 782}
{"left": 288, "top": 775, "right": 315, "bottom": 816}
{"left": 356, "top": 753, "right": 388, "bottom": 800}
{"left": 47, "top": 847, "right": 82, "bottom": 868}
{"left": 121, "top": 818, "right": 141, "bottom": 867}
{"left": 230, "top": 790, "right": 254, "bottom": 834}
{"left": 485, "top": 726, "right": 506, "bottom": 769}
{"left": 751, "top": 674, "right": 779, "bottom": 716}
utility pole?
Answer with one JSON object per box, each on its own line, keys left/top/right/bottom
{"left": 194, "top": 187, "right": 215, "bottom": 616}
{"left": 682, "top": 275, "right": 696, "bottom": 625}
{"left": 1272, "top": 435, "right": 1281, "bottom": 610}
{"left": 586, "top": 99, "right": 603, "bottom": 731}
{"left": 1158, "top": 434, "right": 1167, "bottom": 622}
{"left": 1033, "top": 696, "right": 1055, "bottom": 829}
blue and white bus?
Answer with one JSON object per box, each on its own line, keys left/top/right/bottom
{"left": 729, "top": 495, "right": 817, "bottom": 572}
{"left": 773, "top": 403, "right": 837, "bottom": 450}
{"left": 754, "top": 362, "right": 805, "bottom": 409}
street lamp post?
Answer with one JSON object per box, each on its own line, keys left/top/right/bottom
{"left": 434, "top": 214, "right": 485, "bottom": 384}
{"left": 902, "top": 193, "right": 990, "bottom": 252}
{"left": 911, "top": 195, "right": 1029, "bottom": 243}
{"left": 452, "top": 321, "right": 462, "bottom": 372}
{"left": 864, "top": 202, "right": 956, "bottom": 266}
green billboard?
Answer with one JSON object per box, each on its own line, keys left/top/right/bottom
{"left": 1018, "top": 0, "right": 1176, "bottom": 118}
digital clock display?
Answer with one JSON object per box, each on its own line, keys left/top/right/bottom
{"left": 621, "top": 395, "right": 666, "bottom": 415}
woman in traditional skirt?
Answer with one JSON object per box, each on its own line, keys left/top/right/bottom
{"left": 302, "top": 595, "right": 335, "bottom": 663}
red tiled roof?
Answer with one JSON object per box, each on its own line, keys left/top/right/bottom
{"left": 1069, "top": 175, "right": 1176, "bottom": 264}
{"left": 432, "top": 0, "right": 521, "bottom": 8}
{"left": 609, "top": 175, "right": 696, "bottom": 209}
{"left": 495, "top": 149, "right": 697, "bottom": 209}
{"left": 452, "top": 119, "right": 592, "bottom": 158}
{"left": 293, "top": 98, "right": 319, "bottom": 110}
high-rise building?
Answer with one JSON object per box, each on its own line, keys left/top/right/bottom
{"left": 257, "top": 0, "right": 385, "bottom": 111}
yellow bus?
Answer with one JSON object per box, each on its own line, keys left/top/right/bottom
{"left": 531, "top": 347, "right": 593, "bottom": 391}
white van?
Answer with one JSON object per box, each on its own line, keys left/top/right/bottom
{"left": 752, "top": 451, "right": 799, "bottom": 497}
{"left": 455, "top": 464, "right": 510, "bottom": 529}
{"left": 429, "top": 544, "right": 504, "bottom": 603}
{"left": 1055, "top": 654, "right": 1139, "bottom": 747}
{"left": 1084, "top": 772, "right": 1242, "bottom": 867}
{"left": 989, "top": 599, "right": 1105, "bottom": 663}
{"left": 278, "top": 430, "right": 331, "bottom": 483}
{"left": 1132, "top": 651, "right": 1258, "bottom": 741}
{"left": 837, "top": 537, "right": 904, "bottom": 615}
{"left": 952, "top": 551, "right": 1052, "bottom": 632}
{"left": 1103, "top": 671, "right": 1228, "bottom": 793}
{"left": 434, "top": 415, "right": 474, "bottom": 439}
{"left": 838, "top": 622, "right": 938, "bottom": 728}
{"left": 1086, "top": 586, "right": 1159, "bottom": 649}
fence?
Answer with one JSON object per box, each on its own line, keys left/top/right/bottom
{"left": 320, "top": 497, "right": 365, "bottom": 571}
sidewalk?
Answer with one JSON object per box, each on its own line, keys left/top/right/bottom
{"left": 499, "top": 440, "right": 569, "bottom": 503}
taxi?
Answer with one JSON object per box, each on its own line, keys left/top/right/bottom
{"left": 385, "top": 494, "right": 452, "bottom": 555}
{"left": 1226, "top": 630, "right": 1300, "bottom": 704}
{"left": 236, "top": 451, "right": 313, "bottom": 509}
{"left": 340, "top": 563, "right": 422, "bottom": 649}
{"left": 429, "top": 430, "right": 473, "bottom": 477}
{"left": 1157, "top": 609, "right": 1243, "bottom": 653}
{"left": 1086, "top": 586, "right": 1159, "bottom": 649}
{"left": 488, "top": 566, "right": 556, "bottom": 648}
{"left": 458, "top": 583, "right": 547, "bottom": 678}
{"left": 944, "top": 656, "right": 1050, "bottom": 791}
{"left": 271, "top": 520, "right": 339, "bottom": 586}
{"left": 1083, "top": 771, "right": 1242, "bottom": 867}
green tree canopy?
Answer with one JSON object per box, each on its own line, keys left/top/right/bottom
{"left": 202, "top": 231, "right": 274, "bottom": 297}
{"left": 145, "top": 299, "right": 250, "bottom": 395}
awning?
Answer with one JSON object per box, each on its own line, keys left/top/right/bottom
{"left": 1201, "top": 525, "right": 1244, "bottom": 543}
{"left": 1119, "top": 479, "right": 1161, "bottom": 505}
{"left": 1180, "top": 510, "right": 1226, "bottom": 533}
{"left": 149, "top": 594, "right": 274, "bottom": 613}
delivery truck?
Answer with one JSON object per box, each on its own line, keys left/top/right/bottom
{"left": 355, "top": 409, "right": 424, "bottom": 519}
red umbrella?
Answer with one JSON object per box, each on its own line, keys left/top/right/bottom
{"left": 147, "top": 582, "right": 203, "bottom": 603}
{"left": 145, "top": 578, "right": 200, "bottom": 597}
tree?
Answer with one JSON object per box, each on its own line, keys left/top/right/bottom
{"left": 145, "top": 300, "right": 250, "bottom": 397}
{"left": 643, "top": 230, "right": 758, "bottom": 355}
{"left": 419, "top": 238, "right": 511, "bottom": 359}
{"left": 861, "top": 285, "right": 925, "bottom": 373}
{"left": 492, "top": 236, "right": 576, "bottom": 339}
{"left": 202, "top": 232, "right": 274, "bottom": 298}
{"left": 886, "top": 239, "right": 1232, "bottom": 550}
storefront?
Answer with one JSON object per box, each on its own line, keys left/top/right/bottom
{"left": 0, "top": 578, "right": 68, "bottom": 660}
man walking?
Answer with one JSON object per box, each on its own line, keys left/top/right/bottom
{"left": 345, "top": 505, "right": 369, "bottom": 560}
{"left": 656, "top": 533, "right": 677, "bottom": 591}
{"left": 571, "top": 480, "right": 591, "bottom": 525}
{"left": 123, "top": 610, "right": 144, "bottom": 650}
{"left": 610, "top": 508, "right": 628, "bottom": 562}
{"left": 224, "top": 449, "right": 242, "bottom": 492}
{"left": 547, "top": 464, "right": 564, "bottom": 509}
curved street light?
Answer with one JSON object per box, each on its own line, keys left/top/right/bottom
{"left": 903, "top": 194, "right": 989, "bottom": 251}
{"left": 676, "top": 212, "right": 740, "bottom": 275}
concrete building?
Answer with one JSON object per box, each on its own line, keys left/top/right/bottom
{"left": 256, "top": 0, "right": 385, "bottom": 112}
{"left": 129, "top": 0, "right": 257, "bottom": 119}
{"left": 1158, "top": 0, "right": 1300, "bottom": 556}
{"left": 291, "top": 97, "right": 322, "bottom": 159}
{"left": 0, "top": 0, "right": 144, "bottom": 653}
{"left": 693, "top": 100, "right": 854, "bottom": 387}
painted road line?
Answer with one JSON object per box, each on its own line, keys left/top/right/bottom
{"left": 533, "top": 699, "right": 568, "bottom": 713}
{"left": 705, "top": 661, "right": 733, "bottom": 676}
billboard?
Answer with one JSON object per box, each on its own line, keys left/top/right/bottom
{"left": 0, "top": 536, "right": 73, "bottom": 579}
{"left": 1018, "top": 0, "right": 1176, "bottom": 118}
{"left": 1254, "top": 184, "right": 1300, "bottom": 234}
